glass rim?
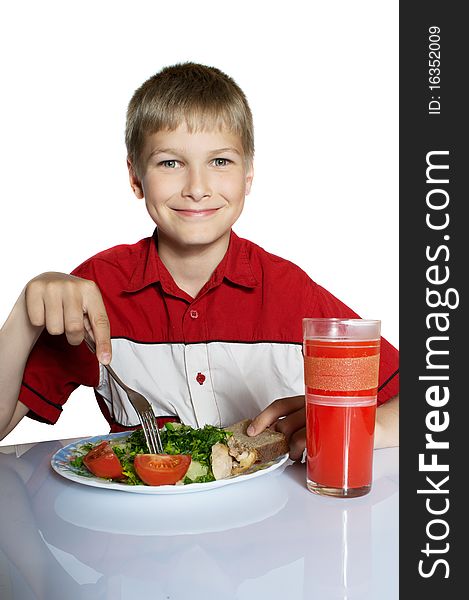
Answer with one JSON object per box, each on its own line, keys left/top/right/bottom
{"left": 302, "top": 318, "right": 381, "bottom": 325}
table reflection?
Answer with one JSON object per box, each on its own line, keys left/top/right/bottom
{"left": 0, "top": 441, "right": 398, "bottom": 600}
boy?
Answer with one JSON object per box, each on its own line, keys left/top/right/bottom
{"left": 0, "top": 63, "right": 399, "bottom": 458}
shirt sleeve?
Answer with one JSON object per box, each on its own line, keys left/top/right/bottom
{"left": 307, "top": 283, "right": 399, "bottom": 406}
{"left": 17, "top": 260, "right": 107, "bottom": 424}
{"left": 19, "top": 326, "right": 100, "bottom": 425}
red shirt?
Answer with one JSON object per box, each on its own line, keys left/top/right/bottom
{"left": 20, "top": 230, "right": 399, "bottom": 431}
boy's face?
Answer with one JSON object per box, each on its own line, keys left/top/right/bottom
{"left": 129, "top": 124, "right": 253, "bottom": 251}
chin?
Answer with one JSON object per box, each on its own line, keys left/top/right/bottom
{"left": 178, "top": 234, "right": 223, "bottom": 248}
{"left": 173, "top": 225, "right": 231, "bottom": 248}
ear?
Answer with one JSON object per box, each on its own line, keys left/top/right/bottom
{"left": 245, "top": 161, "right": 254, "bottom": 195}
{"left": 127, "top": 159, "right": 144, "bottom": 199}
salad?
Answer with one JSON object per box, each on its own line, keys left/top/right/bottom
{"left": 69, "top": 423, "right": 232, "bottom": 486}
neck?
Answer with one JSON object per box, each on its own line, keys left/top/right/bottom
{"left": 157, "top": 231, "right": 231, "bottom": 298}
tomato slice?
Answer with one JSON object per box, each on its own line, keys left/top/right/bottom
{"left": 134, "top": 454, "right": 191, "bottom": 486}
{"left": 83, "top": 441, "right": 124, "bottom": 479}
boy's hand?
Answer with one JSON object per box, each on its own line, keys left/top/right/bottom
{"left": 247, "top": 396, "right": 306, "bottom": 461}
{"left": 25, "top": 272, "right": 112, "bottom": 364}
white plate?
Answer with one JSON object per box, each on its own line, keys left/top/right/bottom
{"left": 51, "top": 431, "right": 289, "bottom": 494}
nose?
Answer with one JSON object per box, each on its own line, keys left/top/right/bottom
{"left": 182, "top": 166, "right": 211, "bottom": 202}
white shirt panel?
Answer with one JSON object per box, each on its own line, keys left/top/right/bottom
{"left": 95, "top": 339, "right": 304, "bottom": 428}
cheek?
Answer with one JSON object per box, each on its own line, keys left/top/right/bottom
{"left": 220, "top": 174, "right": 248, "bottom": 201}
{"left": 142, "top": 177, "right": 175, "bottom": 206}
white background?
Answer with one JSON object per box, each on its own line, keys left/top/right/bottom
{"left": 0, "top": 0, "right": 398, "bottom": 446}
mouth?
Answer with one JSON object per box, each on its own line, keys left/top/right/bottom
{"left": 171, "top": 208, "right": 222, "bottom": 218}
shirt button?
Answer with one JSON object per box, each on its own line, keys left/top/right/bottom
{"left": 196, "top": 372, "right": 206, "bottom": 385}
{"left": 190, "top": 310, "right": 199, "bottom": 319}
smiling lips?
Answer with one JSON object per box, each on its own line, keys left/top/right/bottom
{"left": 172, "top": 208, "right": 221, "bottom": 217}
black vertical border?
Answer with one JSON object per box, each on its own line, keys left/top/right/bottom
{"left": 400, "top": 2, "right": 465, "bottom": 596}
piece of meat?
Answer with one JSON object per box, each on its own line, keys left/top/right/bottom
{"left": 231, "top": 449, "right": 257, "bottom": 475}
{"left": 227, "top": 435, "right": 244, "bottom": 460}
{"left": 211, "top": 443, "right": 233, "bottom": 480}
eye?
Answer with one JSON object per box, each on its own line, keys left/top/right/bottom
{"left": 212, "top": 158, "right": 231, "bottom": 167}
{"left": 159, "top": 160, "right": 180, "bottom": 169}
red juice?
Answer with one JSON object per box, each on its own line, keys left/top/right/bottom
{"left": 304, "top": 338, "right": 380, "bottom": 497}
{"left": 306, "top": 401, "right": 376, "bottom": 490}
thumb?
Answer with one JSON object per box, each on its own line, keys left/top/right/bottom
{"left": 247, "top": 411, "right": 276, "bottom": 437}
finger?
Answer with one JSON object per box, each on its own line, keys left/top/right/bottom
{"left": 83, "top": 315, "right": 94, "bottom": 340}
{"left": 82, "top": 317, "right": 97, "bottom": 356}
{"left": 43, "top": 289, "right": 65, "bottom": 336}
{"left": 288, "top": 427, "right": 306, "bottom": 461}
{"left": 274, "top": 406, "right": 306, "bottom": 442}
{"left": 84, "top": 290, "right": 111, "bottom": 364}
{"left": 63, "top": 292, "right": 85, "bottom": 346}
{"left": 248, "top": 395, "right": 305, "bottom": 436}
{"left": 25, "top": 282, "right": 46, "bottom": 327}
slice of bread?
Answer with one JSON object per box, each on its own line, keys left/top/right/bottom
{"left": 224, "top": 419, "right": 289, "bottom": 464}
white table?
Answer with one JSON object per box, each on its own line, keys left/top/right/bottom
{"left": 0, "top": 439, "right": 398, "bottom": 599}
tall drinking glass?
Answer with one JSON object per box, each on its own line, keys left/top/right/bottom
{"left": 303, "top": 318, "right": 381, "bottom": 498}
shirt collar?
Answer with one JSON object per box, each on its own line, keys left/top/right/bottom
{"left": 124, "top": 229, "right": 163, "bottom": 293}
{"left": 125, "top": 229, "right": 258, "bottom": 294}
{"left": 218, "top": 230, "right": 258, "bottom": 288}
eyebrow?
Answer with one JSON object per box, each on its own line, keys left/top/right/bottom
{"left": 209, "top": 147, "right": 242, "bottom": 155}
{"left": 148, "top": 148, "right": 180, "bottom": 159}
{"left": 149, "top": 146, "right": 242, "bottom": 158}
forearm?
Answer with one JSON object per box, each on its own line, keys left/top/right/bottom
{"left": 0, "top": 289, "right": 43, "bottom": 438}
{"left": 374, "top": 395, "right": 399, "bottom": 449}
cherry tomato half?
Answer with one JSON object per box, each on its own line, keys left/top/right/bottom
{"left": 134, "top": 454, "right": 191, "bottom": 486}
{"left": 83, "top": 441, "right": 124, "bottom": 479}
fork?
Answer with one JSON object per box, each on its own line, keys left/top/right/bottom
{"left": 84, "top": 335, "right": 164, "bottom": 454}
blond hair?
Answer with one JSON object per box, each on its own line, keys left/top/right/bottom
{"left": 125, "top": 62, "right": 254, "bottom": 177}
